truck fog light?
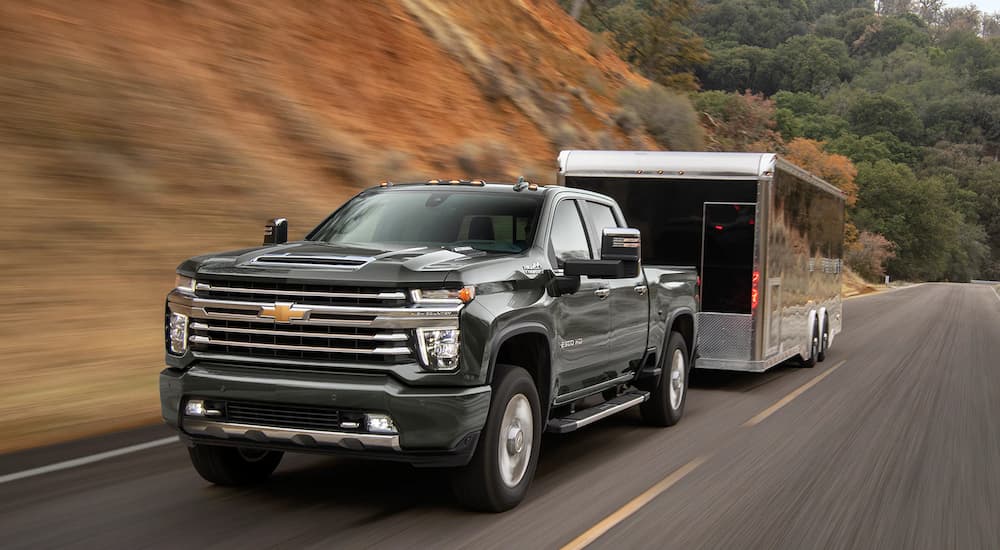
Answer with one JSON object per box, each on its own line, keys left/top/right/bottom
{"left": 168, "top": 312, "right": 189, "bottom": 354}
{"left": 185, "top": 399, "right": 206, "bottom": 417}
{"left": 417, "top": 328, "right": 460, "bottom": 371}
{"left": 365, "top": 413, "right": 398, "bottom": 434}
{"left": 184, "top": 399, "right": 224, "bottom": 417}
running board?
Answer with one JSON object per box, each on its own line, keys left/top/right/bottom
{"left": 546, "top": 391, "right": 649, "bottom": 434}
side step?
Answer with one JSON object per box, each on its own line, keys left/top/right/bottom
{"left": 546, "top": 390, "right": 649, "bottom": 434}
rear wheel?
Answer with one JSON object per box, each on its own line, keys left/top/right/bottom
{"left": 451, "top": 364, "right": 541, "bottom": 512}
{"left": 188, "top": 444, "right": 283, "bottom": 486}
{"left": 801, "top": 329, "right": 819, "bottom": 368}
{"left": 817, "top": 316, "right": 829, "bottom": 362}
{"left": 641, "top": 332, "right": 689, "bottom": 427}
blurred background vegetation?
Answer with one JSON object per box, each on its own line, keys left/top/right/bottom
{"left": 566, "top": 0, "right": 1000, "bottom": 283}
{"left": 0, "top": 0, "right": 997, "bottom": 450}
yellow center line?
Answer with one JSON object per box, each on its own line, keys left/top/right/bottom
{"left": 560, "top": 455, "right": 709, "bottom": 550}
{"left": 743, "top": 360, "right": 847, "bottom": 427}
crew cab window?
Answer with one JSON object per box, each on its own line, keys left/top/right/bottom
{"left": 583, "top": 201, "right": 619, "bottom": 256}
{"left": 550, "top": 200, "right": 592, "bottom": 265}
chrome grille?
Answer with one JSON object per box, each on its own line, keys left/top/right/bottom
{"left": 189, "top": 319, "right": 412, "bottom": 364}
{"left": 195, "top": 279, "right": 405, "bottom": 307}
{"left": 172, "top": 277, "right": 462, "bottom": 368}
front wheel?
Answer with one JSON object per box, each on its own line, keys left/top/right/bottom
{"left": 188, "top": 444, "right": 283, "bottom": 486}
{"left": 451, "top": 364, "right": 541, "bottom": 512}
{"left": 641, "top": 332, "right": 689, "bottom": 427}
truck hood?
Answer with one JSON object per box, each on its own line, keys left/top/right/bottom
{"left": 178, "top": 241, "right": 517, "bottom": 287}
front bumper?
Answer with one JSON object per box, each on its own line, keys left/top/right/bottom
{"left": 160, "top": 363, "right": 491, "bottom": 467}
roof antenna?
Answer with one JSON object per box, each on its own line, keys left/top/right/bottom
{"left": 513, "top": 176, "right": 529, "bottom": 192}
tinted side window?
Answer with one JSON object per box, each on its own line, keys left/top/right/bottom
{"left": 550, "top": 200, "right": 592, "bottom": 264}
{"left": 583, "top": 201, "right": 619, "bottom": 256}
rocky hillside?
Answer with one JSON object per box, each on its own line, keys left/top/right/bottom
{"left": 0, "top": 0, "right": 653, "bottom": 451}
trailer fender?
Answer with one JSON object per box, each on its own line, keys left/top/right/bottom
{"left": 806, "top": 309, "right": 819, "bottom": 358}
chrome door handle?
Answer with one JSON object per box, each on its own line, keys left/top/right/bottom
{"left": 633, "top": 285, "right": 647, "bottom": 295}
{"left": 594, "top": 288, "right": 610, "bottom": 300}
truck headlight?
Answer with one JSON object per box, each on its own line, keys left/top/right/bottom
{"left": 175, "top": 274, "right": 196, "bottom": 294}
{"left": 411, "top": 286, "right": 475, "bottom": 304}
{"left": 168, "top": 312, "right": 189, "bottom": 354}
{"left": 416, "top": 328, "right": 460, "bottom": 371}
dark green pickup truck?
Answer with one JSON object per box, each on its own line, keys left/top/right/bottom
{"left": 161, "top": 179, "right": 697, "bottom": 511}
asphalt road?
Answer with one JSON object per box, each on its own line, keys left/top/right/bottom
{"left": 2, "top": 283, "right": 999, "bottom": 549}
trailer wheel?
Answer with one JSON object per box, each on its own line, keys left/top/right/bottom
{"left": 451, "top": 364, "right": 541, "bottom": 512}
{"left": 801, "top": 329, "right": 819, "bottom": 368}
{"left": 188, "top": 445, "right": 283, "bottom": 486}
{"left": 817, "top": 317, "right": 829, "bottom": 362}
{"left": 641, "top": 332, "right": 689, "bottom": 427}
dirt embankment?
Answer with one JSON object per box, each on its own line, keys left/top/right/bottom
{"left": 0, "top": 1, "right": 651, "bottom": 452}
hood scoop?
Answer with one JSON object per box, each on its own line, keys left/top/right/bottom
{"left": 250, "top": 254, "right": 374, "bottom": 270}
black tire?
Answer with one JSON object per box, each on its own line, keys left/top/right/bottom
{"left": 801, "top": 328, "right": 819, "bottom": 368}
{"left": 817, "top": 317, "right": 828, "bottom": 363}
{"left": 640, "top": 332, "right": 689, "bottom": 427}
{"left": 451, "top": 364, "right": 541, "bottom": 512}
{"left": 188, "top": 444, "right": 283, "bottom": 486}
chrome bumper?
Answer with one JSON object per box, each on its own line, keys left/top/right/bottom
{"left": 183, "top": 419, "right": 401, "bottom": 451}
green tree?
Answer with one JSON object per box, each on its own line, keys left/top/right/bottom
{"left": 698, "top": 45, "right": 776, "bottom": 92}
{"left": 847, "top": 94, "right": 924, "bottom": 143}
{"left": 852, "top": 160, "right": 983, "bottom": 280}
{"left": 851, "top": 14, "right": 930, "bottom": 57}
{"left": 771, "top": 35, "right": 855, "bottom": 93}
{"left": 577, "top": 0, "right": 709, "bottom": 90}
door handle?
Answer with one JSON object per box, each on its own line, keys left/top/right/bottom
{"left": 633, "top": 285, "right": 648, "bottom": 295}
{"left": 594, "top": 288, "right": 610, "bottom": 300}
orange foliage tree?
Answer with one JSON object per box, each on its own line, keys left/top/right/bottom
{"left": 783, "top": 138, "right": 858, "bottom": 207}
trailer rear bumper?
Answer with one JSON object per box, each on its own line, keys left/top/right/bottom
{"left": 695, "top": 348, "right": 802, "bottom": 372}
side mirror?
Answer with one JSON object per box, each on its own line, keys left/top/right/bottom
{"left": 548, "top": 273, "right": 582, "bottom": 296}
{"left": 264, "top": 217, "right": 288, "bottom": 245}
{"left": 600, "top": 227, "right": 641, "bottom": 263}
{"left": 562, "top": 228, "right": 641, "bottom": 279}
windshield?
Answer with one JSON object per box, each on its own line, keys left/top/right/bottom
{"left": 308, "top": 190, "right": 544, "bottom": 253}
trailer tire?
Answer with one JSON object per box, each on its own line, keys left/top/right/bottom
{"left": 188, "top": 445, "right": 283, "bottom": 486}
{"left": 817, "top": 317, "right": 828, "bottom": 363}
{"left": 451, "top": 364, "right": 541, "bottom": 512}
{"left": 641, "top": 332, "right": 688, "bottom": 427}
{"left": 801, "top": 329, "right": 819, "bottom": 368}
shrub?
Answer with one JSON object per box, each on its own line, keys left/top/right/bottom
{"left": 619, "top": 83, "right": 704, "bottom": 150}
{"left": 456, "top": 140, "right": 510, "bottom": 180}
{"left": 612, "top": 106, "right": 643, "bottom": 134}
{"left": 845, "top": 231, "right": 896, "bottom": 281}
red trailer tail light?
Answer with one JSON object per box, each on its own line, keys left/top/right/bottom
{"left": 751, "top": 270, "right": 760, "bottom": 310}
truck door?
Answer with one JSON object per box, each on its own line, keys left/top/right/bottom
{"left": 549, "top": 199, "right": 612, "bottom": 396}
{"left": 582, "top": 200, "right": 647, "bottom": 377}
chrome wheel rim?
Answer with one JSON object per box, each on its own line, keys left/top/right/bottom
{"left": 237, "top": 448, "right": 269, "bottom": 463}
{"left": 498, "top": 394, "right": 533, "bottom": 488}
{"left": 669, "top": 349, "right": 685, "bottom": 410}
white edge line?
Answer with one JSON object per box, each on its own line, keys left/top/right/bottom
{"left": 0, "top": 436, "right": 180, "bottom": 485}
{"left": 993, "top": 286, "right": 1000, "bottom": 304}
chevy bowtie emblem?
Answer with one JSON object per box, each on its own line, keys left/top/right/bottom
{"left": 260, "top": 302, "right": 311, "bottom": 323}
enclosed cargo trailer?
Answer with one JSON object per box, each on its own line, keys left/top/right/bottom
{"left": 560, "top": 150, "right": 845, "bottom": 372}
